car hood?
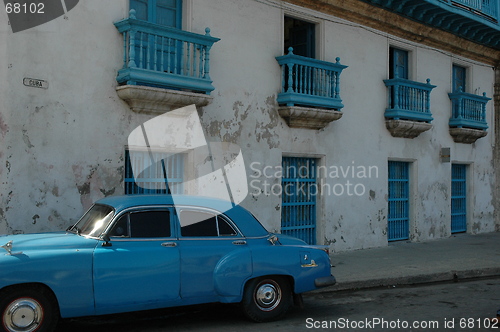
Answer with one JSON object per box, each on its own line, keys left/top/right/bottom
{"left": 0, "top": 232, "right": 98, "bottom": 254}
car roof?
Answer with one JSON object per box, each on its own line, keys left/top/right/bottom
{"left": 95, "top": 195, "right": 269, "bottom": 237}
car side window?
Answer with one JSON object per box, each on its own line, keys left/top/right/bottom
{"left": 110, "top": 210, "right": 171, "bottom": 238}
{"left": 179, "top": 210, "right": 237, "bottom": 237}
{"left": 109, "top": 214, "right": 130, "bottom": 237}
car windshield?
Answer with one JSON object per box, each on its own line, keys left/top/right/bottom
{"left": 69, "top": 204, "right": 114, "bottom": 238}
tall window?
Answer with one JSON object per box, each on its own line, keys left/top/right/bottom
{"left": 281, "top": 157, "right": 317, "bottom": 244}
{"left": 451, "top": 164, "right": 467, "bottom": 233}
{"left": 452, "top": 65, "right": 467, "bottom": 93}
{"left": 124, "top": 149, "right": 184, "bottom": 195}
{"left": 130, "top": 0, "right": 182, "bottom": 28}
{"left": 388, "top": 161, "right": 410, "bottom": 241}
{"left": 389, "top": 47, "right": 409, "bottom": 79}
{"left": 284, "top": 16, "right": 315, "bottom": 58}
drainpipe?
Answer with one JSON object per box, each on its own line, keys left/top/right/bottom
{"left": 495, "top": 67, "right": 500, "bottom": 232}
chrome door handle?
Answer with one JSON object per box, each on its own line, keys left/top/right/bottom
{"left": 161, "top": 242, "right": 177, "bottom": 247}
{"left": 232, "top": 240, "right": 246, "bottom": 245}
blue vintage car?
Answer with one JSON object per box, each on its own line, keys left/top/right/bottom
{"left": 0, "top": 195, "right": 335, "bottom": 332}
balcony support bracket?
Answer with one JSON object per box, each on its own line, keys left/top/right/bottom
{"left": 278, "top": 106, "right": 343, "bottom": 130}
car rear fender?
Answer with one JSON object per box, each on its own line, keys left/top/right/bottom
{"left": 213, "top": 248, "right": 252, "bottom": 299}
{"left": 250, "top": 245, "right": 331, "bottom": 294}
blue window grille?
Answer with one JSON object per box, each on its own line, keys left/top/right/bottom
{"left": 125, "top": 149, "right": 184, "bottom": 194}
{"left": 451, "top": 164, "right": 467, "bottom": 233}
{"left": 281, "top": 157, "right": 317, "bottom": 245}
{"left": 388, "top": 161, "right": 410, "bottom": 241}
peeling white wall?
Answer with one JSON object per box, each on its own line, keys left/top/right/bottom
{"left": 0, "top": 0, "right": 495, "bottom": 251}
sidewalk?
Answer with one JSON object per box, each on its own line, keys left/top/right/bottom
{"left": 320, "top": 231, "right": 500, "bottom": 292}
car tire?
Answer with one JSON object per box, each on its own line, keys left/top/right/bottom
{"left": 0, "top": 285, "right": 59, "bottom": 332}
{"left": 241, "top": 276, "right": 292, "bottom": 322}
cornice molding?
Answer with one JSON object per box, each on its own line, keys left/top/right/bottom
{"left": 284, "top": 0, "right": 500, "bottom": 66}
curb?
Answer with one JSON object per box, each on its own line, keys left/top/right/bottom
{"left": 309, "top": 267, "right": 500, "bottom": 294}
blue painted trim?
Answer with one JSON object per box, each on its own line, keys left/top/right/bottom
{"left": 117, "top": 67, "right": 216, "bottom": 93}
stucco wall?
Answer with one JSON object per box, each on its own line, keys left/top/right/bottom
{"left": 0, "top": 0, "right": 496, "bottom": 252}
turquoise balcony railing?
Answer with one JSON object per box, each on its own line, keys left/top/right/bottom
{"left": 275, "top": 48, "right": 348, "bottom": 110}
{"left": 384, "top": 78, "right": 436, "bottom": 123}
{"left": 448, "top": 89, "right": 490, "bottom": 130}
{"left": 448, "top": 0, "right": 498, "bottom": 20}
{"left": 114, "top": 10, "right": 220, "bottom": 94}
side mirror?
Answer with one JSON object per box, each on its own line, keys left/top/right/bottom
{"left": 102, "top": 234, "right": 112, "bottom": 247}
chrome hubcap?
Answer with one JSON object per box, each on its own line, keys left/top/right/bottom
{"left": 3, "top": 298, "right": 43, "bottom": 332}
{"left": 254, "top": 281, "right": 281, "bottom": 311}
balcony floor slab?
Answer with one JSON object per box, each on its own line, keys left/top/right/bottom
{"left": 385, "top": 119, "right": 432, "bottom": 138}
{"left": 116, "top": 85, "right": 213, "bottom": 114}
{"left": 278, "top": 106, "right": 343, "bottom": 130}
{"left": 449, "top": 127, "right": 488, "bottom": 144}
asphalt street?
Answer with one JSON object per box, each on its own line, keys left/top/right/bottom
{"left": 56, "top": 277, "right": 500, "bottom": 331}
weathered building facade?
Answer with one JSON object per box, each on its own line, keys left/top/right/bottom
{"left": 0, "top": 0, "right": 499, "bottom": 252}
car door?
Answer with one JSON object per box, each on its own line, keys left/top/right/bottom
{"left": 176, "top": 208, "right": 246, "bottom": 300}
{"left": 93, "top": 208, "right": 180, "bottom": 315}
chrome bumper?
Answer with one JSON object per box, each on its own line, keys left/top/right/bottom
{"left": 315, "top": 275, "right": 337, "bottom": 287}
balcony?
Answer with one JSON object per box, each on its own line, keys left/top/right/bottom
{"left": 114, "top": 10, "right": 220, "bottom": 114}
{"left": 384, "top": 78, "right": 436, "bottom": 138}
{"left": 275, "top": 48, "right": 348, "bottom": 130}
{"left": 449, "top": 0, "right": 497, "bottom": 20}
{"left": 448, "top": 89, "right": 490, "bottom": 143}
{"left": 358, "top": 0, "right": 500, "bottom": 50}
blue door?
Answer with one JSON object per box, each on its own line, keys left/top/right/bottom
{"left": 129, "top": 0, "right": 183, "bottom": 73}
{"left": 452, "top": 65, "right": 466, "bottom": 93}
{"left": 281, "top": 157, "right": 317, "bottom": 244}
{"left": 390, "top": 47, "right": 408, "bottom": 79}
{"left": 285, "top": 17, "right": 315, "bottom": 58}
{"left": 388, "top": 161, "right": 410, "bottom": 241}
{"left": 130, "top": 0, "right": 182, "bottom": 28}
{"left": 451, "top": 164, "right": 467, "bottom": 233}
{"left": 93, "top": 209, "right": 180, "bottom": 315}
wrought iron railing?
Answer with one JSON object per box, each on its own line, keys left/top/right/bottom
{"left": 275, "top": 47, "right": 348, "bottom": 110}
{"left": 384, "top": 78, "right": 436, "bottom": 123}
{"left": 448, "top": 89, "right": 490, "bottom": 130}
{"left": 114, "top": 9, "right": 220, "bottom": 94}
{"left": 450, "top": 0, "right": 498, "bottom": 20}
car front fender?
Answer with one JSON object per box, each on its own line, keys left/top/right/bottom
{"left": 0, "top": 247, "right": 95, "bottom": 318}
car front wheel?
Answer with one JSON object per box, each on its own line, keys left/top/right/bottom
{"left": 241, "top": 276, "right": 291, "bottom": 322}
{"left": 0, "top": 286, "right": 59, "bottom": 332}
